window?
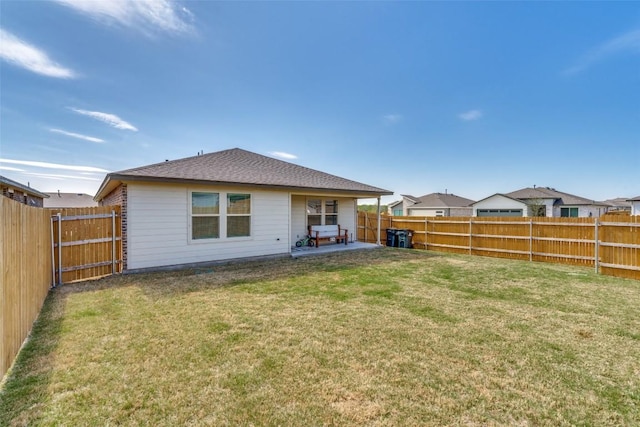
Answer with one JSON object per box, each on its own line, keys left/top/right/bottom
{"left": 191, "top": 192, "right": 251, "bottom": 240}
{"left": 307, "top": 199, "right": 322, "bottom": 226}
{"left": 307, "top": 198, "right": 339, "bottom": 225}
{"left": 476, "top": 209, "right": 523, "bottom": 217}
{"left": 227, "top": 193, "right": 251, "bottom": 237}
{"left": 325, "top": 200, "right": 338, "bottom": 225}
{"left": 561, "top": 207, "right": 579, "bottom": 217}
{"left": 192, "top": 192, "right": 219, "bottom": 239}
{"left": 393, "top": 208, "right": 403, "bottom": 216}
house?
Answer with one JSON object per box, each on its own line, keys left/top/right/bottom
{"left": 388, "top": 192, "right": 475, "bottom": 217}
{"left": 472, "top": 187, "right": 610, "bottom": 218}
{"left": 603, "top": 197, "right": 631, "bottom": 213}
{"left": 94, "top": 148, "right": 393, "bottom": 271}
{"left": 0, "top": 175, "right": 49, "bottom": 207}
{"left": 44, "top": 192, "right": 98, "bottom": 208}
{"left": 629, "top": 196, "right": 640, "bottom": 216}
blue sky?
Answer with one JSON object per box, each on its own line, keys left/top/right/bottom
{"left": 1, "top": 1, "right": 638, "bottom": 204}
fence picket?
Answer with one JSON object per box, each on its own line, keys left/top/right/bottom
{"left": 358, "top": 212, "right": 640, "bottom": 280}
{"left": 1, "top": 201, "right": 122, "bottom": 379}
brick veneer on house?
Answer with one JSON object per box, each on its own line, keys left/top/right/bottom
{"left": 1, "top": 187, "right": 44, "bottom": 207}
{"left": 100, "top": 184, "right": 128, "bottom": 270}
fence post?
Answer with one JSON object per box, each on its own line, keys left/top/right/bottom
{"left": 594, "top": 219, "right": 599, "bottom": 274}
{"left": 50, "top": 216, "right": 56, "bottom": 287}
{"left": 376, "top": 197, "right": 382, "bottom": 246}
{"left": 112, "top": 210, "right": 116, "bottom": 275}
{"left": 469, "top": 219, "right": 473, "bottom": 255}
{"left": 529, "top": 218, "right": 533, "bottom": 262}
{"left": 57, "top": 212, "right": 62, "bottom": 286}
{"left": 425, "top": 218, "right": 428, "bottom": 249}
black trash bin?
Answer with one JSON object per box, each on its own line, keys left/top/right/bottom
{"left": 396, "top": 229, "right": 413, "bottom": 248}
{"left": 386, "top": 228, "right": 398, "bottom": 247}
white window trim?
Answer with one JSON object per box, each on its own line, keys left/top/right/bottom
{"left": 306, "top": 197, "right": 339, "bottom": 226}
{"left": 226, "top": 193, "right": 253, "bottom": 239}
{"left": 188, "top": 190, "right": 253, "bottom": 244}
{"left": 560, "top": 206, "right": 579, "bottom": 217}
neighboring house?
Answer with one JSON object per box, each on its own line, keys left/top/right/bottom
{"left": 603, "top": 197, "right": 631, "bottom": 213}
{"left": 472, "top": 187, "right": 610, "bottom": 218}
{"left": 94, "top": 148, "right": 393, "bottom": 271}
{"left": 0, "top": 175, "right": 49, "bottom": 207}
{"left": 44, "top": 192, "right": 99, "bottom": 208}
{"left": 629, "top": 196, "right": 640, "bottom": 216}
{"left": 388, "top": 192, "right": 475, "bottom": 217}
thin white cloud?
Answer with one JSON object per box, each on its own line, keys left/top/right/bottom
{"left": 0, "top": 158, "right": 109, "bottom": 173}
{"left": 50, "top": 128, "right": 105, "bottom": 143}
{"left": 22, "top": 172, "right": 101, "bottom": 181}
{"left": 269, "top": 151, "right": 298, "bottom": 160}
{"left": 565, "top": 28, "right": 640, "bottom": 74}
{"left": 382, "top": 114, "right": 403, "bottom": 125}
{"left": 458, "top": 110, "right": 483, "bottom": 121}
{"left": 54, "top": 0, "right": 195, "bottom": 37}
{"left": 0, "top": 29, "right": 76, "bottom": 78}
{"left": 0, "top": 165, "right": 25, "bottom": 172}
{"left": 69, "top": 108, "right": 138, "bottom": 131}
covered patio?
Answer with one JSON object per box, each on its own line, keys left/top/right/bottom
{"left": 290, "top": 241, "right": 381, "bottom": 258}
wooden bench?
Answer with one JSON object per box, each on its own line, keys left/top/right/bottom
{"left": 308, "top": 225, "right": 348, "bottom": 248}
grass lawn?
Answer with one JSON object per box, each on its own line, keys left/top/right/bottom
{"left": 1, "top": 248, "right": 639, "bottom": 426}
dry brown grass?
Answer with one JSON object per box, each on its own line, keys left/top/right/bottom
{"left": 1, "top": 248, "right": 639, "bottom": 426}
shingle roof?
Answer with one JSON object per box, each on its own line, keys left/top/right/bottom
{"left": 412, "top": 192, "right": 475, "bottom": 208}
{"left": 400, "top": 194, "right": 421, "bottom": 203}
{"left": 628, "top": 196, "right": 640, "bottom": 202}
{"left": 506, "top": 187, "right": 608, "bottom": 206}
{"left": 96, "top": 148, "right": 392, "bottom": 199}
{"left": 44, "top": 192, "right": 98, "bottom": 208}
{"left": 604, "top": 197, "right": 632, "bottom": 208}
{"left": 0, "top": 175, "right": 49, "bottom": 199}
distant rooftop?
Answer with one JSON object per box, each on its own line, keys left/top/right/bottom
{"left": 411, "top": 192, "right": 475, "bottom": 208}
{"left": 44, "top": 192, "right": 98, "bottom": 208}
{"left": 0, "top": 175, "right": 49, "bottom": 199}
{"left": 506, "top": 187, "right": 609, "bottom": 206}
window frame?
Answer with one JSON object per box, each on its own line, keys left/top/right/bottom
{"left": 190, "top": 191, "right": 220, "bottom": 240}
{"left": 560, "top": 207, "right": 579, "bottom": 218}
{"left": 307, "top": 198, "right": 339, "bottom": 226}
{"left": 226, "top": 193, "right": 252, "bottom": 238}
{"left": 189, "top": 190, "right": 253, "bottom": 243}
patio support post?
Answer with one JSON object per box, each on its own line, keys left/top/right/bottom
{"left": 376, "top": 197, "right": 382, "bottom": 245}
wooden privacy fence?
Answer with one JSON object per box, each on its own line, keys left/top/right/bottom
{"left": 1, "top": 197, "right": 52, "bottom": 378}
{"left": 1, "top": 202, "right": 122, "bottom": 379}
{"left": 358, "top": 212, "right": 640, "bottom": 280}
{"left": 50, "top": 206, "right": 122, "bottom": 285}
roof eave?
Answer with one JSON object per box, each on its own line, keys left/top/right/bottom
{"left": 95, "top": 174, "right": 393, "bottom": 200}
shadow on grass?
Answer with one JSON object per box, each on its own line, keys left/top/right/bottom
{"left": 52, "top": 248, "right": 442, "bottom": 302}
{"left": 0, "top": 290, "right": 68, "bottom": 425}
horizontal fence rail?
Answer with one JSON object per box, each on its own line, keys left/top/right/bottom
{"left": 49, "top": 206, "right": 123, "bottom": 285}
{"left": 358, "top": 212, "right": 640, "bottom": 281}
{"left": 1, "top": 198, "right": 53, "bottom": 379}
{"left": 2, "top": 202, "right": 123, "bottom": 380}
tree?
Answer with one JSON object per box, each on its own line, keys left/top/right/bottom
{"left": 527, "top": 198, "right": 546, "bottom": 217}
{"left": 358, "top": 204, "right": 388, "bottom": 213}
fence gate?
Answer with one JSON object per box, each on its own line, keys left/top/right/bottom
{"left": 50, "top": 206, "right": 122, "bottom": 285}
